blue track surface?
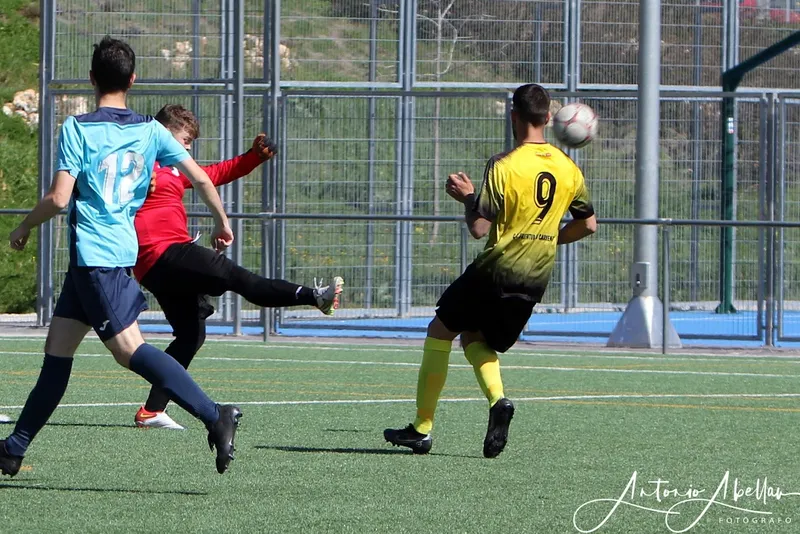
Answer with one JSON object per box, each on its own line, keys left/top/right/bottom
{"left": 140, "top": 310, "right": 800, "bottom": 348}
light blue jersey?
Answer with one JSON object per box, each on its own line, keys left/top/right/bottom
{"left": 56, "top": 107, "right": 189, "bottom": 267}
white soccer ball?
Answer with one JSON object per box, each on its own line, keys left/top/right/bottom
{"left": 552, "top": 103, "right": 599, "bottom": 149}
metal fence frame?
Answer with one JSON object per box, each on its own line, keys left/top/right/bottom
{"left": 777, "top": 96, "right": 800, "bottom": 342}
{"left": 13, "top": 0, "right": 800, "bottom": 347}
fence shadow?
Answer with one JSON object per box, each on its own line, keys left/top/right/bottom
{"left": 255, "top": 444, "right": 482, "bottom": 459}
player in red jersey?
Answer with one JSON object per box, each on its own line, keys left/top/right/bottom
{"left": 133, "top": 104, "right": 343, "bottom": 430}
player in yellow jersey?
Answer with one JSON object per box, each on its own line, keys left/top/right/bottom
{"left": 384, "top": 84, "right": 597, "bottom": 458}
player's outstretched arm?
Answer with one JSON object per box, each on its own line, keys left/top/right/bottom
{"left": 557, "top": 215, "right": 597, "bottom": 245}
{"left": 200, "top": 134, "right": 276, "bottom": 188}
{"left": 174, "top": 158, "right": 234, "bottom": 252}
{"left": 9, "top": 171, "right": 76, "bottom": 251}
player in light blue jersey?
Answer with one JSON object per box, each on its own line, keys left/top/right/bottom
{"left": 1, "top": 37, "right": 242, "bottom": 477}
{"left": 57, "top": 108, "right": 190, "bottom": 268}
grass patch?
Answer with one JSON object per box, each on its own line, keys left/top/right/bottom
{"left": 1, "top": 338, "right": 800, "bottom": 533}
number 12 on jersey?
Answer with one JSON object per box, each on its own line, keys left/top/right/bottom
{"left": 533, "top": 172, "right": 557, "bottom": 225}
{"left": 99, "top": 151, "right": 145, "bottom": 205}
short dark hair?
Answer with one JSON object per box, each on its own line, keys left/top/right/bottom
{"left": 512, "top": 84, "right": 550, "bottom": 127}
{"left": 155, "top": 104, "right": 201, "bottom": 140}
{"left": 91, "top": 36, "right": 136, "bottom": 94}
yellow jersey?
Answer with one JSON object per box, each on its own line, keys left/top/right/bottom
{"left": 473, "top": 142, "right": 594, "bottom": 302}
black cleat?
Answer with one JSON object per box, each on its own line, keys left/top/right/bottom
{"left": 384, "top": 424, "right": 432, "bottom": 455}
{"left": 483, "top": 398, "right": 514, "bottom": 458}
{"left": 207, "top": 405, "right": 242, "bottom": 474}
{"left": 0, "top": 440, "right": 23, "bottom": 477}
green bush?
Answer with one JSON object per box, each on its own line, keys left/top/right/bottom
{"left": 0, "top": 0, "right": 40, "bottom": 313}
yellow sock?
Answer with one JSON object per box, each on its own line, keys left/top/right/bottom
{"left": 412, "top": 337, "right": 452, "bottom": 435}
{"left": 464, "top": 341, "right": 505, "bottom": 407}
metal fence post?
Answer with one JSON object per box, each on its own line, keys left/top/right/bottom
{"left": 566, "top": 138, "right": 579, "bottom": 310}
{"left": 533, "top": 1, "right": 542, "bottom": 83}
{"left": 757, "top": 96, "right": 767, "bottom": 342}
{"left": 276, "top": 98, "right": 287, "bottom": 335}
{"left": 279, "top": 97, "right": 287, "bottom": 287}
{"left": 566, "top": 0, "right": 580, "bottom": 90}
{"left": 393, "top": 1, "right": 407, "bottom": 317}
{"left": 188, "top": 0, "right": 202, "bottom": 242}
{"left": 37, "top": 0, "right": 55, "bottom": 326}
{"left": 406, "top": 0, "right": 418, "bottom": 317}
{"left": 396, "top": 0, "right": 416, "bottom": 317}
{"left": 263, "top": 0, "right": 271, "bottom": 82}
{"left": 565, "top": 0, "right": 579, "bottom": 312}
{"left": 231, "top": 0, "right": 245, "bottom": 335}
{"left": 662, "top": 224, "right": 671, "bottom": 355}
{"left": 365, "top": 0, "right": 379, "bottom": 310}
{"left": 45, "top": 0, "right": 57, "bottom": 325}
{"left": 718, "top": 0, "right": 741, "bottom": 314}
{"left": 776, "top": 98, "right": 787, "bottom": 341}
{"left": 608, "top": 0, "right": 681, "bottom": 349}
{"left": 219, "top": 0, "right": 232, "bottom": 324}
{"left": 764, "top": 93, "right": 777, "bottom": 346}
{"left": 262, "top": 217, "right": 272, "bottom": 342}
{"left": 259, "top": 90, "right": 269, "bottom": 339}
{"left": 393, "top": 97, "right": 403, "bottom": 316}
{"left": 269, "top": 0, "right": 281, "bottom": 336}
{"left": 689, "top": 2, "right": 703, "bottom": 300}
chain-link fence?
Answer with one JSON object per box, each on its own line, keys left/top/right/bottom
{"left": 23, "top": 0, "right": 800, "bottom": 346}
{"left": 48, "top": 0, "right": 800, "bottom": 89}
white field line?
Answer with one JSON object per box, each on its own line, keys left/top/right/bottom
{"left": 1, "top": 340, "right": 800, "bottom": 366}
{"left": 217, "top": 343, "right": 800, "bottom": 364}
{"left": 1, "top": 351, "right": 799, "bottom": 379}
{"left": 0, "top": 335, "right": 798, "bottom": 362}
{"left": 2, "top": 393, "right": 800, "bottom": 411}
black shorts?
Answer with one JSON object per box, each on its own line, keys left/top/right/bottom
{"left": 141, "top": 242, "right": 235, "bottom": 298}
{"left": 139, "top": 243, "right": 226, "bottom": 323}
{"left": 435, "top": 266, "right": 535, "bottom": 353}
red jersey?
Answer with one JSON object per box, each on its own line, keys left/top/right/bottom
{"left": 133, "top": 150, "right": 262, "bottom": 280}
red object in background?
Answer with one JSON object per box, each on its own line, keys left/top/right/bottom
{"left": 701, "top": 0, "right": 800, "bottom": 23}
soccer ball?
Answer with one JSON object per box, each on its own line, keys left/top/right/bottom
{"left": 552, "top": 103, "right": 599, "bottom": 149}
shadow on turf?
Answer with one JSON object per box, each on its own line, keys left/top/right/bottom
{"left": 0, "top": 483, "right": 206, "bottom": 496}
{"left": 256, "top": 445, "right": 482, "bottom": 459}
{"left": 257, "top": 445, "right": 406, "bottom": 456}
{"left": 43, "top": 422, "right": 135, "bottom": 429}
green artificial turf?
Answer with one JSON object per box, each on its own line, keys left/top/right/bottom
{"left": 1, "top": 337, "right": 800, "bottom": 533}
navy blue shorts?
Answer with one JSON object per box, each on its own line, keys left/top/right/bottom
{"left": 53, "top": 267, "right": 148, "bottom": 341}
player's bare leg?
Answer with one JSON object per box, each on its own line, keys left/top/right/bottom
{"left": 1, "top": 317, "right": 89, "bottom": 477}
{"left": 45, "top": 317, "right": 92, "bottom": 357}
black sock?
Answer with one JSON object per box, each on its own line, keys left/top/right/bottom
{"left": 5, "top": 354, "right": 73, "bottom": 457}
{"left": 129, "top": 344, "right": 219, "bottom": 427}
{"left": 144, "top": 328, "right": 203, "bottom": 413}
